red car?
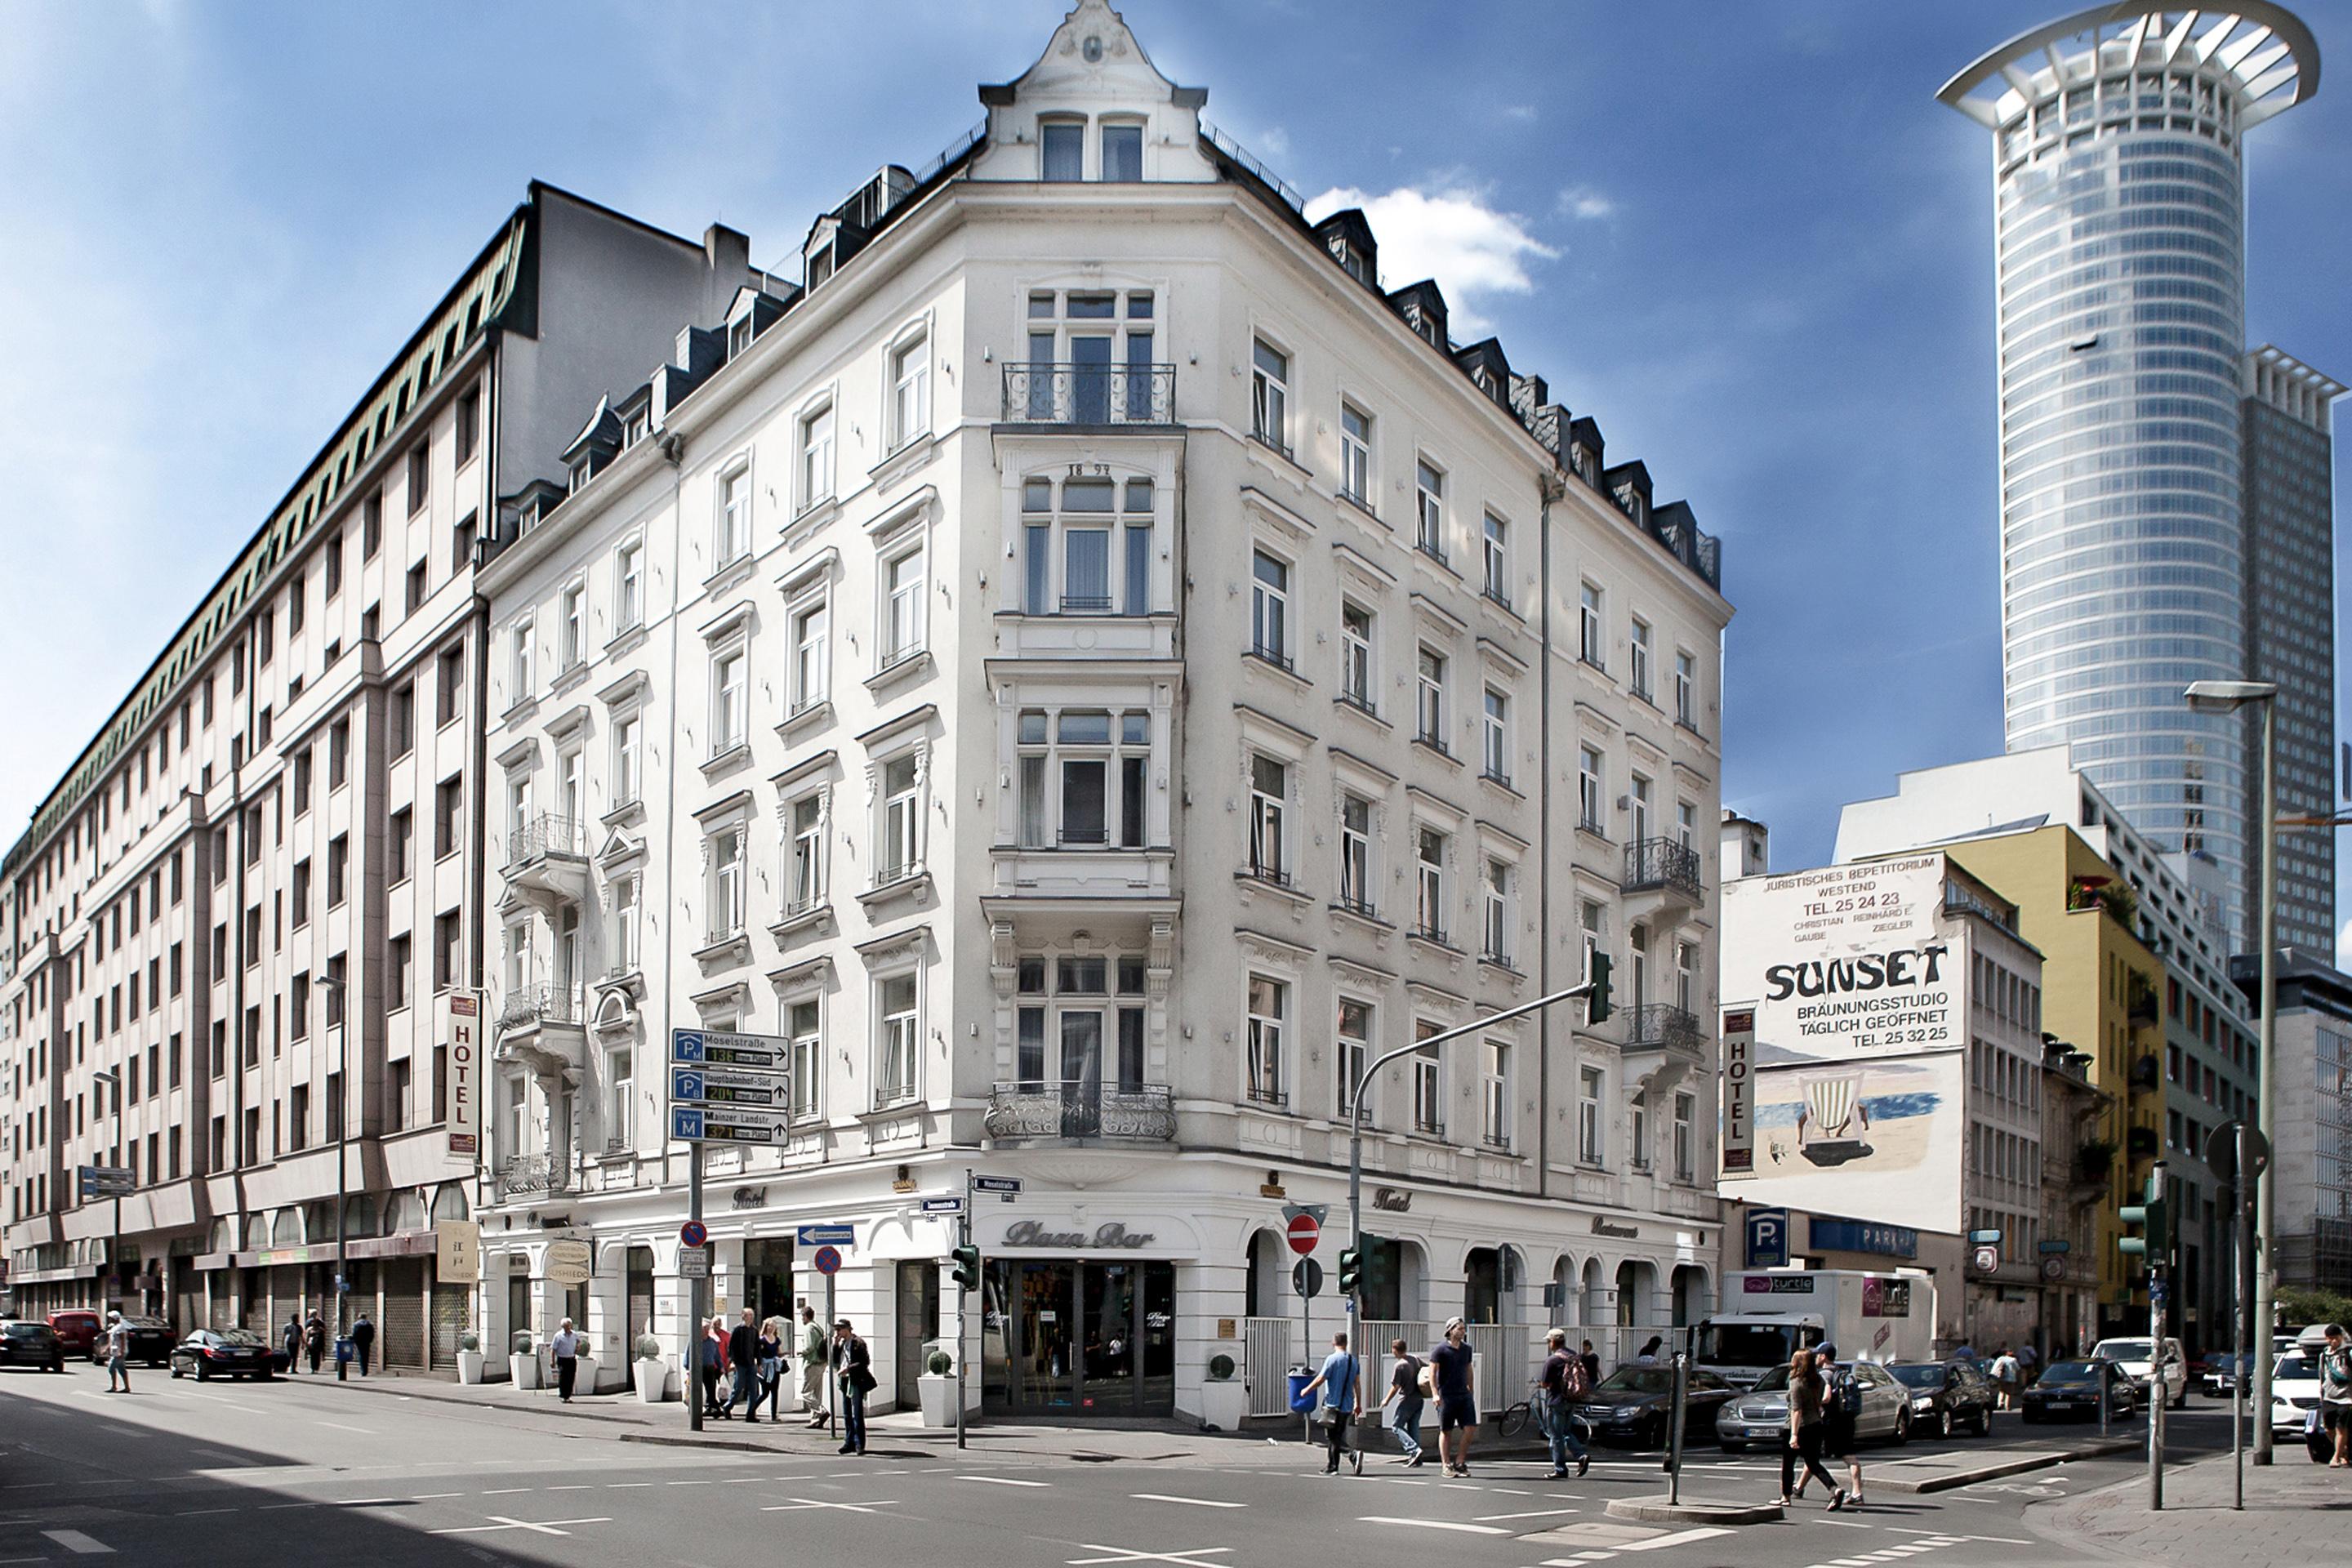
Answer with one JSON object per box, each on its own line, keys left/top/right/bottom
{"left": 47, "top": 1310, "right": 100, "bottom": 1359}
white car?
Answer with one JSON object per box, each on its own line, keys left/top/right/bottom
{"left": 2270, "top": 1351, "right": 2323, "bottom": 1437}
{"left": 2090, "top": 1335, "right": 2187, "bottom": 1410}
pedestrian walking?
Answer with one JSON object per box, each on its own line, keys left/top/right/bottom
{"left": 1635, "top": 1334, "right": 1663, "bottom": 1364}
{"left": 283, "top": 1314, "right": 304, "bottom": 1374}
{"left": 833, "top": 1318, "right": 874, "bottom": 1455}
{"left": 701, "top": 1316, "right": 729, "bottom": 1419}
{"left": 1539, "top": 1328, "right": 1592, "bottom": 1478}
{"left": 2017, "top": 1341, "right": 2040, "bottom": 1386}
{"left": 1989, "top": 1345, "right": 2020, "bottom": 1410}
{"left": 1300, "top": 1331, "right": 1362, "bottom": 1476}
{"left": 1429, "top": 1316, "right": 1477, "bottom": 1478}
{"left": 1579, "top": 1339, "right": 1601, "bottom": 1389}
{"left": 1381, "top": 1339, "right": 1426, "bottom": 1467}
{"left": 799, "top": 1304, "right": 830, "bottom": 1428}
{"left": 1777, "top": 1345, "right": 1843, "bottom": 1510}
{"left": 1815, "top": 1346, "right": 1864, "bottom": 1508}
{"left": 551, "top": 1317, "right": 581, "bottom": 1403}
{"left": 305, "top": 1312, "right": 327, "bottom": 1374}
{"left": 724, "top": 1309, "right": 758, "bottom": 1419}
{"left": 2319, "top": 1323, "right": 2352, "bottom": 1468}
{"left": 102, "top": 1311, "right": 131, "bottom": 1393}
{"left": 350, "top": 1312, "right": 375, "bottom": 1378}
{"left": 749, "top": 1316, "right": 786, "bottom": 1423}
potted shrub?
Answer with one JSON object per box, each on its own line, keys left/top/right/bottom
{"left": 510, "top": 1330, "right": 542, "bottom": 1391}
{"left": 917, "top": 1344, "right": 960, "bottom": 1427}
{"left": 457, "top": 1330, "right": 486, "bottom": 1386}
{"left": 635, "top": 1334, "right": 667, "bottom": 1404}
{"left": 1198, "top": 1349, "right": 1245, "bottom": 1432}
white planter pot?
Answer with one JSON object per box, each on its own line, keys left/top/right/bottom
{"left": 917, "top": 1374, "right": 964, "bottom": 1428}
{"left": 511, "top": 1352, "right": 543, "bottom": 1390}
{"left": 457, "top": 1350, "right": 486, "bottom": 1385}
{"left": 636, "top": 1359, "right": 668, "bottom": 1403}
{"left": 1198, "top": 1379, "right": 1247, "bottom": 1432}
{"left": 572, "top": 1355, "right": 599, "bottom": 1395}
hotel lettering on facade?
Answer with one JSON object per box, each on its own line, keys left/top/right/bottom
{"left": 7, "top": 2, "right": 1732, "bottom": 1423}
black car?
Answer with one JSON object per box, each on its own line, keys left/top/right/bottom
{"left": 0, "top": 1321, "right": 67, "bottom": 1373}
{"left": 101, "top": 1316, "right": 177, "bottom": 1368}
{"left": 2020, "top": 1358, "right": 2140, "bottom": 1423}
{"left": 170, "top": 1328, "right": 277, "bottom": 1381}
{"left": 1888, "top": 1359, "right": 1997, "bottom": 1439}
{"left": 1570, "top": 1364, "right": 1737, "bottom": 1448}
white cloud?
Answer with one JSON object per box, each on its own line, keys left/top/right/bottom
{"left": 1255, "top": 125, "right": 1290, "bottom": 158}
{"left": 1557, "top": 183, "right": 1615, "bottom": 220}
{"left": 1303, "top": 184, "right": 1557, "bottom": 332}
{"left": 1503, "top": 104, "right": 1537, "bottom": 124}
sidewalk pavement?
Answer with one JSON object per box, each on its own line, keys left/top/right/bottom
{"left": 2037, "top": 1449, "right": 2352, "bottom": 1565}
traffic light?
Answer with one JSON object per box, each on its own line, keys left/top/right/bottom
{"left": 1338, "top": 1247, "right": 1362, "bottom": 1296}
{"left": 2118, "top": 1169, "right": 2169, "bottom": 1264}
{"left": 951, "top": 1244, "right": 982, "bottom": 1292}
{"left": 1586, "top": 952, "right": 1615, "bottom": 1026}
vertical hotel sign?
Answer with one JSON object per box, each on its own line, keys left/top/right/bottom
{"left": 1721, "top": 1007, "right": 1755, "bottom": 1174}
{"left": 442, "top": 990, "right": 483, "bottom": 1161}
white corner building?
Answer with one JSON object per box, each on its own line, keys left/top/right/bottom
{"left": 470, "top": 0, "right": 1732, "bottom": 1423}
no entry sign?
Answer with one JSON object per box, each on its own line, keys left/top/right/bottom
{"left": 1286, "top": 1212, "right": 1321, "bottom": 1255}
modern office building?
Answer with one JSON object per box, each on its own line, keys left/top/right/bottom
{"left": 0, "top": 185, "right": 752, "bottom": 1369}
{"left": 469, "top": 0, "right": 1733, "bottom": 1423}
{"left": 2231, "top": 949, "right": 2352, "bottom": 1293}
{"left": 2241, "top": 345, "right": 2344, "bottom": 957}
{"left": 1938, "top": 6, "right": 2323, "bottom": 947}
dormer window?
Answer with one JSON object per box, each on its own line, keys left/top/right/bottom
{"left": 1041, "top": 118, "right": 1084, "bottom": 181}
{"left": 625, "top": 412, "right": 649, "bottom": 446}
{"left": 1330, "top": 237, "right": 1371, "bottom": 286}
{"left": 1101, "top": 121, "right": 1143, "bottom": 181}
{"left": 729, "top": 316, "right": 755, "bottom": 358}
{"left": 568, "top": 459, "right": 592, "bottom": 494}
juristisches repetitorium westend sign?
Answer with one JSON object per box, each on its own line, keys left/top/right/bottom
{"left": 1722, "top": 855, "right": 1958, "bottom": 1060}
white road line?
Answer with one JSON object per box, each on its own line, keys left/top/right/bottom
{"left": 429, "top": 1516, "right": 610, "bottom": 1538}
{"left": 1353, "top": 1516, "right": 1508, "bottom": 1535}
{"left": 314, "top": 1421, "right": 374, "bottom": 1435}
{"left": 479, "top": 1488, "right": 535, "bottom": 1496}
{"left": 1484, "top": 1486, "right": 1534, "bottom": 1495}
{"left": 1615, "top": 1526, "right": 1735, "bottom": 1552}
{"left": 958, "top": 1475, "right": 1052, "bottom": 1487}
{"left": 1131, "top": 1494, "right": 1249, "bottom": 1509}
{"left": 171, "top": 1508, "right": 239, "bottom": 1517}
{"left": 760, "top": 1499, "right": 901, "bottom": 1515}
{"left": 604, "top": 1483, "right": 653, "bottom": 1490}
{"left": 1473, "top": 1507, "right": 1582, "bottom": 1521}
{"left": 1811, "top": 1517, "right": 1878, "bottom": 1529}
{"left": 411, "top": 1492, "right": 465, "bottom": 1499}
{"left": 545, "top": 1485, "right": 593, "bottom": 1491}
{"left": 40, "top": 1531, "right": 112, "bottom": 1556}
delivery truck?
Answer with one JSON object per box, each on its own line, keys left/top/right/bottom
{"left": 1695, "top": 1268, "right": 1937, "bottom": 1388}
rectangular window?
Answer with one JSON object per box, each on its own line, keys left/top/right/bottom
{"left": 1412, "top": 1021, "right": 1441, "bottom": 1134}
{"left": 391, "top": 681, "right": 415, "bottom": 757}
{"left": 718, "top": 466, "right": 751, "bottom": 563}
{"left": 407, "top": 442, "right": 430, "bottom": 513}
{"left": 616, "top": 541, "right": 644, "bottom": 632}
{"left": 1579, "top": 1065, "right": 1605, "bottom": 1164}
{"left": 389, "top": 934, "right": 412, "bottom": 1008}
{"left": 787, "top": 795, "right": 826, "bottom": 913}
{"left": 1414, "top": 460, "right": 1445, "bottom": 559}
{"left": 789, "top": 1000, "right": 822, "bottom": 1121}
{"left": 1250, "top": 550, "right": 1290, "bottom": 666}
{"left": 325, "top": 834, "right": 348, "bottom": 908}
{"left": 1248, "top": 754, "right": 1287, "bottom": 883}
{"left": 608, "top": 872, "right": 639, "bottom": 976}
{"left": 1579, "top": 581, "right": 1604, "bottom": 667}
{"left": 1336, "top": 998, "right": 1371, "bottom": 1119}
{"left": 1245, "top": 974, "right": 1287, "bottom": 1107}
{"left": 437, "top": 647, "right": 464, "bottom": 725}
{"left": 433, "top": 911, "right": 460, "bottom": 991}
{"left": 1628, "top": 773, "right": 1653, "bottom": 844}
{"left": 1339, "top": 794, "right": 1373, "bottom": 914}
{"left": 711, "top": 649, "right": 746, "bottom": 756}
{"left": 1579, "top": 746, "right": 1604, "bottom": 832}
{"left": 1481, "top": 513, "right": 1508, "bottom": 603}
{"left": 1414, "top": 826, "right": 1446, "bottom": 941}
{"left": 878, "top": 973, "right": 919, "bottom": 1103}
{"left": 559, "top": 585, "right": 585, "bottom": 670}
{"left": 1629, "top": 617, "right": 1653, "bottom": 702}
{"left": 883, "top": 540, "right": 925, "bottom": 665}
{"left": 1483, "top": 858, "right": 1511, "bottom": 964}
{"left": 1675, "top": 650, "right": 1697, "bottom": 726}
{"left": 1416, "top": 647, "right": 1446, "bottom": 747}
{"left": 328, "top": 719, "right": 350, "bottom": 790}
{"left": 363, "top": 492, "right": 382, "bottom": 559}
{"left": 1250, "top": 340, "right": 1289, "bottom": 456}
{"left": 1481, "top": 688, "right": 1509, "bottom": 782}
{"left": 1040, "top": 118, "right": 1083, "bottom": 181}
{"left": 1339, "top": 403, "right": 1372, "bottom": 507}
{"left": 800, "top": 404, "right": 835, "bottom": 510}
{"left": 434, "top": 776, "right": 462, "bottom": 859}
{"left": 1482, "top": 1040, "right": 1511, "bottom": 1148}
{"left": 456, "top": 385, "right": 480, "bottom": 467}
{"left": 890, "top": 334, "right": 929, "bottom": 449}
{"left": 709, "top": 827, "right": 746, "bottom": 941}
{"left": 388, "top": 807, "right": 413, "bottom": 884}
{"left": 880, "top": 755, "right": 921, "bottom": 881}
{"left": 1339, "top": 601, "right": 1374, "bottom": 710}
{"left": 1100, "top": 121, "right": 1143, "bottom": 181}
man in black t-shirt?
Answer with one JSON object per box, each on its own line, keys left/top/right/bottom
{"left": 1428, "top": 1316, "right": 1477, "bottom": 1477}
{"left": 1382, "top": 1339, "right": 1427, "bottom": 1466}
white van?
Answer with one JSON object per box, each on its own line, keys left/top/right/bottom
{"left": 2091, "top": 1334, "right": 2187, "bottom": 1409}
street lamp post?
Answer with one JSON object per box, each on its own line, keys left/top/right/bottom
{"left": 315, "top": 970, "right": 352, "bottom": 1356}
{"left": 93, "top": 1067, "right": 122, "bottom": 1314}
{"left": 2184, "top": 678, "right": 2278, "bottom": 1463}
{"left": 1345, "top": 980, "right": 1595, "bottom": 1341}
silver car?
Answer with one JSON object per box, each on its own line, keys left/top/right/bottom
{"left": 1714, "top": 1359, "right": 1912, "bottom": 1452}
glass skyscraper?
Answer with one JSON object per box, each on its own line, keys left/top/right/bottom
{"left": 1940, "top": 7, "right": 2321, "bottom": 947}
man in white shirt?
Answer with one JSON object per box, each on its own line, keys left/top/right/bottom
{"left": 103, "top": 1311, "right": 132, "bottom": 1394}
{"left": 550, "top": 1317, "right": 582, "bottom": 1403}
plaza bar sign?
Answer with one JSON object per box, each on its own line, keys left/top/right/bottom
{"left": 1003, "top": 1220, "right": 1154, "bottom": 1250}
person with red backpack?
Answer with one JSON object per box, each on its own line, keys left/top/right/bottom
{"left": 1539, "top": 1328, "right": 1591, "bottom": 1478}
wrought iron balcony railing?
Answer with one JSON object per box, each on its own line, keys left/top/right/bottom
{"left": 1000, "top": 363, "right": 1175, "bottom": 426}
{"left": 506, "top": 813, "right": 586, "bottom": 868}
{"left": 983, "top": 1082, "right": 1175, "bottom": 1141}
{"left": 1624, "top": 1003, "right": 1702, "bottom": 1055}
{"left": 497, "top": 982, "right": 585, "bottom": 1029}
{"left": 494, "top": 1152, "right": 572, "bottom": 1200}
{"left": 1622, "top": 837, "right": 1703, "bottom": 902}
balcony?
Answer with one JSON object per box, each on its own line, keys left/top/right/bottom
{"left": 1623, "top": 1003, "right": 1704, "bottom": 1098}
{"left": 494, "top": 1152, "right": 573, "bottom": 1203}
{"left": 998, "top": 363, "right": 1176, "bottom": 429}
{"left": 504, "top": 813, "right": 589, "bottom": 907}
{"left": 498, "top": 982, "right": 586, "bottom": 1031}
{"left": 1622, "top": 838, "right": 1703, "bottom": 925}
{"left": 983, "top": 1083, "right": 1176, "bottom": 1142}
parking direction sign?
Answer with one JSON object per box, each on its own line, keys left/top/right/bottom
{"left": 670, "top": 1028, "right": 793, "bottom": 1074}
{"left": 670, "top": 1065, "right": 788, "bottom": 1110}
{"left": 668, "top": 1105, "right": 788, "bottom": 1145}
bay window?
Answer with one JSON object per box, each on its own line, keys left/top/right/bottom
{"left": 1017, "top": 708, "right": 1150, "bottom": 849}
{"left": 1015, "top": 953, "right": 1147, "bottom": 1095}
{"left": 1022, "top": 474, "right": 1154, "bottom": 614}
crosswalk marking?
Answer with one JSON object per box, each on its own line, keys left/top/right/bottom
{"left": 1131, "top": 1494, "right": 1248, "bottom": 1508}
{"left": 1354, "top": 1516, "right": 1509, "bottom": 1535}
{"left": 42, "top": 1531, "right": 113, "bottom": 1556}
{"left": 1615, "top": 1526, "right": 1734, "bottom": 1552}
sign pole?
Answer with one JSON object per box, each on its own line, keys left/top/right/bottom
{"left": 688, "top": 1146, "right": 703, "bottom": 1434}
{"left": 826, "top": 1270, "right": 837, "bottom": 1439}
{"left": 958, "top": 1167, "right": 971, "bottom": 1454}
{"left": 2233, "top": 1120, "right": 2246, "bottom": 1511}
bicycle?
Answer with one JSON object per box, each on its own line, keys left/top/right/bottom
{"left": 1500, "top": 1382, "right": 1593, "bottom": 1443}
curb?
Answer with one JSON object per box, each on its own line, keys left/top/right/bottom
{"left": 1606, "top": 1495, "right": 1784, "bottom": 1526}
{"left": 1872, "top": 1437, "right": 2140, "bottom": 1494}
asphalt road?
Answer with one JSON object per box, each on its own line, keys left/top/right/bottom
{"left": 0, "top": 1361, "right": 2247, "bottom": 1567}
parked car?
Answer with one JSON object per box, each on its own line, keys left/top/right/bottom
{"left": 1570, "top": 1365, "right": 1737, "bottom": 1448}
{"left": 0, "top": 1321, "right": 67, "bottom": 1373}
{"left": 47, "top": 1310, "right": 100, "bottom": 1359}
{"left": 99, "top": 1316, "right": 177, "bottom": 1368}
{"left": 2020, "top": 1358, "right": 2141, "bottom": 1423}
{"left": 169, "top": 1328, "right": 277, "bottom": 1381}
{"left": 2090, "top": 1334, "right": 2187, "bottom": 1409}
{"left": 2201, "top": 1351, "right": 2255, "bottom": 1399}
{"left": 1715, "top": 1359, "right": 1909, "bottom": 1451}
{"left": 1888, "top": 1359, "right": 1998, "bottom": 1439}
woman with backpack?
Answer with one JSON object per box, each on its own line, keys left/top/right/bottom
{"left": 1814, "top": 1346, "right": 1864, "bottom": 1510}
{"left": 1777, "top": 1344, "right": 1845, "bottom": 1511}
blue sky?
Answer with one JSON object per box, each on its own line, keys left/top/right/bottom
{"left": 3, "top": 0, "right": 2348, "bottom": 933}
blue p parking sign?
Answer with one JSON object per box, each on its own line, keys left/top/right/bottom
{"left": 1745, "top": 1207, "right": 1789, "bottom": 1268}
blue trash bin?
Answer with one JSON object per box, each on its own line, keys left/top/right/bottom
{"left": 1287, "top": 1368, "right": 1317, "bottom": 1416}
